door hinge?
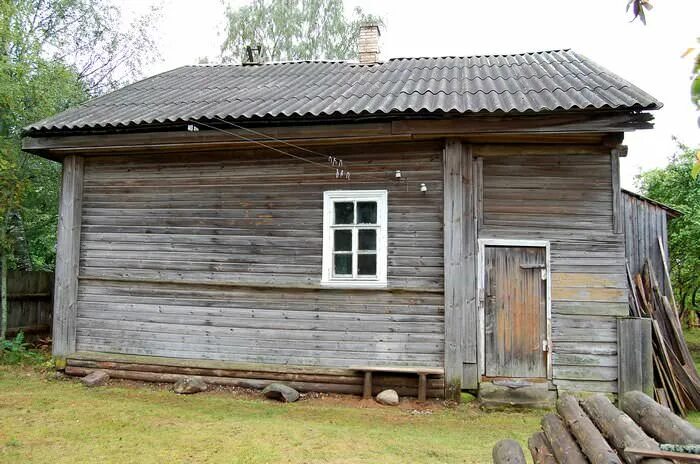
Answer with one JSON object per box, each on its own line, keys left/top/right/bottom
{"left": 541, "top": 268, "right": 547, "bottom": 281}
{"left": 542, "top": 339, "right": 549, "bottom": 352}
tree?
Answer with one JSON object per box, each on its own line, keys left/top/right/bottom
{"left": 221, "top": 0, "right": 382, "bottom": 63}
{"left": 637, "top": 142, "right": 700, "bottom": 320}
{"left": 0, "top": 0, "right": 160, "bottom": 339}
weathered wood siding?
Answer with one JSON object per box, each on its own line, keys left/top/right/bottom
{"left": 480, "top": 153, "right": 627, "bottom": 393}
{"left": 75, "top": 141, "right": 445, "bottom": 369}
{"left": 622, "top": 191, "right": 672, "bottom": 296}
{"left": 0, "top": 271, "right": 53, "bottom": 335}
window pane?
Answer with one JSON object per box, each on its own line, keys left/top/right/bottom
{"left": 334, "top": 202, "right": 354, "bottom": 224}
{"left": 357, "top": 254, "right": 377, "bottom": 276}
{"left": 358, "top": 229, "right": 376, "bottom": 251}
{"left": 357, "top": 202, "right": 377, "bottom": 224}
{"left": 334, "top": 230, "right": 352, "bottom": 251}
{"left": 334, "top": 254, "right": 352, "bottom": 275}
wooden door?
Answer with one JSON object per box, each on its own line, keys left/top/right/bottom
{"left": 484, "top": 246, "right": 547, "bottom": 378}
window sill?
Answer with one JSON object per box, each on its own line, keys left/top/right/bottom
{"left": 320, "top": 280, "right": 388, "bottom": 289}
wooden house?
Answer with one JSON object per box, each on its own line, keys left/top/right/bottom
{"left": 23, "top": 29, "right": 663, "bottom": 402}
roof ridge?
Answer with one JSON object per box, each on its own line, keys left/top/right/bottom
{"left": 387, "top": 48, "right": 573, "bottom": 61}
{"left": 186, "top": 49, "right": 577, "bottom": 68}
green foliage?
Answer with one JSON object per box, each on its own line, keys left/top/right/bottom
{"left": 0, "top": 332, "right": 45, "bottom": 365}
{"left": 0, "top": 0, "right": 159, "bottom": 271}
{"left": 692, "top": 151, "right": 700, "bottom": 179}
{"left": 221, "top": 0, "right": 383, "bottom": 63}
{"left": 688, "top": 40, "right": 700, "bottom": 111}
{"left": 637, "top": 142, "right": 700, "bottom": 315}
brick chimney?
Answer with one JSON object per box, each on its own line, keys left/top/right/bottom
{"left": 358, "top": 23, "right": 380, "bottom": 64}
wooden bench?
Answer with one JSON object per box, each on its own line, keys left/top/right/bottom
{"left": 351, "top": 366, "right": 444, "bottom": 402}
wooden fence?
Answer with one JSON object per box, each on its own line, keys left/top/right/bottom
{"left": 1, "top": 271, "right": 53, "bottom": 336}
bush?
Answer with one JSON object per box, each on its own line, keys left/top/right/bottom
{"left": 0, "top": 332, "right": 46, "bottom": 365}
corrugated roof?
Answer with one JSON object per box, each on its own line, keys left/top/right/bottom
{"left": 25, "top": 49, "right": 661, "bottom": 134}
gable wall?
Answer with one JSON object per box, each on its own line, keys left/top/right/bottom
{"left": 480, "top": 153, "right": 628, "bottom": 394}
{"left": 74, "top": 141, "right": 445, "bottom": 369}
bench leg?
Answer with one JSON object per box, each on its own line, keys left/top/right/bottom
{"left": 363, "top": 371, "right": 373, "bottom": 399}
{"left": 418, "top": 373, "right": 427, "bottom": 402}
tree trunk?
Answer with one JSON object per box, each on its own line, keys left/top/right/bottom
{"left": 679, "top": 289, "right": 689, "bottom": 325}
{"left": 528, "top": 432, "right": 557, "bottom": 464}
{"left": 557, "top": 395, "right": 622, "bottom": 464}
{"left": 8, "top": 211, "right": 31, "bottom": 272}
{"left": 541, "top": 413, "right": 588, "bottom": 464}
{"left": 581, "top": 394, "right": 670, "bottom": 464}
{"left": 0, "top": 216, "right": 7, "bottom": 341}
{"left": 621, "top": 391, "right": 700, "bottom": 444}
{"left": 0, "top": 244, "right": 7, "bottom": 341}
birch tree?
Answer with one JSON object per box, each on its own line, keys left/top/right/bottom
{"left": 221, "top": 0, "right": 382, "bottom": 63}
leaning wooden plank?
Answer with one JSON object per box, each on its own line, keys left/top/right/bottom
{"left": 654, "top": 388, "right": 670, "bottom": 409}
{"left": 581, "top": 394, "right": 670, "bottom": 464}
{"left": 528, "top": 432, "right": 558, "bottom": 464}
{"left": 625, "top": 263, "right": 642, "bottom": 317}
{"left": 541, "top": 413, "right": 588, "bottom": 464}
{"left": 492, "top": 439, "right": 527, "bottom": 464}
{"left": 620, "top": 391, "right": 700, "bottom": 444}
{"left": 633, "top": 274, "right": 650, "bottom": 317}
{"left": 651, "top": 320, "right": 686, "bottom": 416}
{"left": 624, "top": 447, "right": 700, "bottom": 463}
{"left": 557, "top": 395, "right": 622, "bottom": 464}
{"left": 657, "top": 236, "right": 679, "bottom": 317}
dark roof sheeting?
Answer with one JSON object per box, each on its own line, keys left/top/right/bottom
{"left": 26, "top": 49, "right": 661, "bottom": 134}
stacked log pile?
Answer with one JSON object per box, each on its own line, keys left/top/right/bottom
{"left": 492, "top": 391, "right": 700, "bottom": 464}
{"left": 629, "top": 257, "right": 700, "bottom": 415}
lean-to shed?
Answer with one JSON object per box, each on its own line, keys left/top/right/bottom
{"left": 23, "top": 30, "right": 663, "bottom": 402}
{"left": 622, "top": 188, "right": 682, "bottom": 297}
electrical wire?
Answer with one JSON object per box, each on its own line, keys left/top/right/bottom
{"left": 194, "top": 120, "right": 337, "bottom": 172}
{"left": 212, "top": 116, "right": 337, "bottom": 162}
{"left": 190, "top": 119, "right": 432, "bottom": 188}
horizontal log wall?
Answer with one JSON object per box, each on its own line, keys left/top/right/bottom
{"left": 75, "top": 141, "right": 445, "bottom": 370}
{"left": 480, "top": 153, "right": 627, "bottom": 394}
{"left": 64, "top": 353, "right": 445, "bottom": 398}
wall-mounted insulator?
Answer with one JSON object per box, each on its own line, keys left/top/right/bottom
{"left": 187, "top": 124, "right": 199, "bottom": 132}
{"left": 420, "top": 183, "right": 428, "bottom": 192}
{"left": 395, "top": 170, "right": 402, "bottom": 179}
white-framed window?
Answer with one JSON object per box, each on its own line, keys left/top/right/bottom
{"left": 321, "top": 190, "right": 388, "bottom": 288}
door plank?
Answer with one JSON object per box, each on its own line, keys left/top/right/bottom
{"left": 485, "top": 246, "right": 547, "bottom": 378}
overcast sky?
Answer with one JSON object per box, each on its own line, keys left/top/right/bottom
{"left": 121, "top": 0, "right": 699, "bottom": 191}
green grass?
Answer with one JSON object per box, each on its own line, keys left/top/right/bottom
{"left": 0, "top": 366, "right": 543, "bottom": 464}
{"left": 684, "top": 327, "right": 700, "bottom": 371}
{"left": 684, "top": 327, "right": 700, "bottom": 425}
